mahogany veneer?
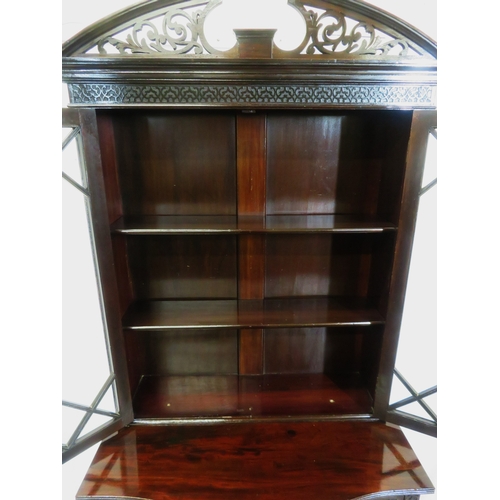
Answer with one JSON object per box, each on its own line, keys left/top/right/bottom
{"left": 77, "top": 421, "right": 433, "bottom": 500}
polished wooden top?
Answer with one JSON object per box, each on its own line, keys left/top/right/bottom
{"left": 77, "top": 421, "right": 433, "bottom": 500}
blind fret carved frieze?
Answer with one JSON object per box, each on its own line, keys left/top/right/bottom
{"left": 68, "top": 82, "right": 435, "bottom": 107}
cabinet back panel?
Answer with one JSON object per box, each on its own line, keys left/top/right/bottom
{"left": 266, "top": 112, "right": 410, "bottom": 218}
{"left": 267, "top": 113, "right": 376, "bottom": 215}
{"left": 265, "top": 234, "right": 375, "bottom": 298}
{"left": 264, "top": 327, "right": 381, "bottom": 383}
{"left": 127, "top": 235, "right": 238, "bottom": 299}
{"left": 111, "top": 111, "right": 236, "bottom": 215}
{"left": 127, "top": 330, "right": 238, "bottom": 377}
{"left": 264, "top": 328, "right": 326, "bottom": 374}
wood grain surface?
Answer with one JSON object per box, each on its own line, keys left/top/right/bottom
{"left": 77, "top": 420, "right": 433, "bottom": 499}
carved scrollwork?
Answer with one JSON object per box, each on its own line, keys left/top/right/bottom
{"left": 284, "top": 1, "right": 414, "bottom": 57}
{"left": 77, "top": 0, "right": 434, "bottom": 60}
{"left": 309, "top": 14, "right": 408, "bottom": 56}
{"left": 96, "top": 0, "right": 227, "bottom": 56}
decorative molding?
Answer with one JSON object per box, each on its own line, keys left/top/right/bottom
{"left": 68, "top": 83, "right": 435, "bottom": 107}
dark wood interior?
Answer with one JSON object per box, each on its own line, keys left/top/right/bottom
{"left": 95, "top": 108, "right": 412, "bottom": 421}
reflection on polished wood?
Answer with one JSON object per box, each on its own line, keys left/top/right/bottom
{"left": 133, "top": 374, "right": 373, "bottom": 418}
{"left": 111, "top": 214, "right": 397, "bottom": 234}
{"left": 77, "top": 421, "right": 433, "bottom": 500}
{"left": 122, "top": 298, "right": 385, "bottom": 330}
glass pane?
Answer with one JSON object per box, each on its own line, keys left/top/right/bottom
{"left": 425, "top": 392, "right": 437, "bottom": 414}
{"left": 62, "top": 132, "right": 85, "bottom": 187}
{"left": 96, "top": 380, "right": 117, "bottom": 414}
{"left": 62, "top": 179, "right": 115, "bottom": 408}
{"left": 80, "top": 412, "right": 114, "bottom": 440}
{"left": 397, "top": 401, "right": 433, "bottom": 421}
{"left": 393, "top": 186, "right": 437, "bottom": 393}
{"left": 62, "top": 406, "right": 85, "bottom": 446}
{"left": 388, "top": 373, "right": 408, "bottom": 405}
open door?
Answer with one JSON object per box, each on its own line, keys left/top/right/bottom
{"left": 386, "top": 114, "right": 437, "bottom": 438}
{"left": 62, "top": 108, "right": 133, "bottom": 463}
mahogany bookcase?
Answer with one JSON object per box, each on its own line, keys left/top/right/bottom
{"left": 62, "top": 1, "right": 437, "bottom": 498}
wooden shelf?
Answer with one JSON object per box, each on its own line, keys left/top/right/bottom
{"left": 133, "top": 373, "right": 373, "bottom": 418}
{"left": 111, "top": 215, "right": 397, "bottom": 235}
{"left": 122, "top": 298, "right": 385, "bottom": 330}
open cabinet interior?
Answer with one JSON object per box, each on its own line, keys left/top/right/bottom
{"left": 97, "top": 109, "right": 412, "bottom": 421}
{"left": 63, "top": 1, "right": 437, "bottom": 497}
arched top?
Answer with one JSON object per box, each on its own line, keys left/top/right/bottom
{"left": 62, "top": 0, "right": 436, "bottom": 61}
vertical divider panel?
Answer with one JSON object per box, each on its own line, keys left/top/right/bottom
{"left": 237, "top": 113, "right": 266, "bottom": 375}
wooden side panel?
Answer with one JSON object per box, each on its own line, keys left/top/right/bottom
{"left": 95, "top": 113, "right": 136, "bottom": 316}
{"left": 373, "top": 110, "right": 437, "bottom": 418}
{"left": 111, "top": 234, "right": 135, "bottom": 317}
{"left": 372, "top": 111, "right": 413, "bottom": 224}
{"left": 96, "top": 112, "right": 123, "bottom": 224}
{"left": 123, "top": 329, "right": 145, "bottom": 399}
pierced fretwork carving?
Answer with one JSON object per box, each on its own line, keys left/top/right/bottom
{"left": 74, "top": 0, "right": 435, "bottom": 60}
{"left": 96, "top": 0, "right": 229, "bottom": 56}
{"left": 284, "top": 0, "right": 414, "bottom": 57}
